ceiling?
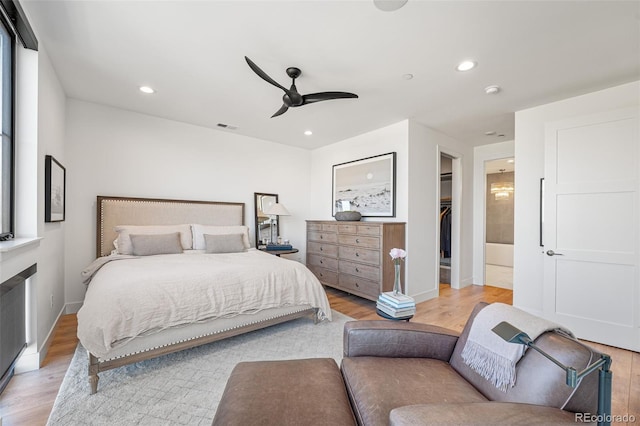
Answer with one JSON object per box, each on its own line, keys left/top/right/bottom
{"left": 22, "top": 1, "right": 639, "bottom": 150}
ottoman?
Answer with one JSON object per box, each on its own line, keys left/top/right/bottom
{"left": 212, "top": 358, "right": 356, "bottom": 426}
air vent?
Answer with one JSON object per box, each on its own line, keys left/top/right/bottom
{"left": 217, "top": 123, "right": 238, "bottom": 130}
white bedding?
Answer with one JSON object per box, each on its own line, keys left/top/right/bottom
{"left": 77, "top": 249, "right": 331, "bottom": 358}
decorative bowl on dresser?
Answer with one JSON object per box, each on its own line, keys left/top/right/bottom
{"left": 306, "top": 220, "right": 406, "bottom": 301}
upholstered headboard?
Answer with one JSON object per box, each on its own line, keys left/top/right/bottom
{"left": 96, "top": 196, "right": 245, "bottom": 257}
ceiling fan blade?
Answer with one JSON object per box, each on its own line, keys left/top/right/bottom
{"left": 245, "top": 56, "right": 291, "bottom": 94}
{"left": 271, "top": 104, "right": 289, "bottom": 118}
{"left": 302, "top": 91, "right": 358, "bottom": 105}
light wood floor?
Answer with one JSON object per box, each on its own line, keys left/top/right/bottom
{"left": 1, "top": 284, "right": 638, "bottom": 425}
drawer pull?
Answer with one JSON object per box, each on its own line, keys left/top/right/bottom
{"left": 320, "top": 247, "right": 323, "bottom": 251}
{"left": 320, "top": 260, "right": 323, "bottom": 264}
{"left": 356, "top": 239, "right": 360, "bottom": 243}
{"left": 355, "top": 282, "right": 360, "bottom": 287}
{"left": 319, "top": 273, "right": 323, "bottom": 277}
{"left": 355, "top": 252, "right": 360, "bottom": 257}
{"left": 320, "top": 235, "right": 323, "bottom": 239}
{"left": 355, "top": 267, "right": 360, "bottom": 272}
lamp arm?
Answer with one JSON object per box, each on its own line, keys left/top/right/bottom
{"left": 526, "top": 341, "right": 570, "bottom": 372}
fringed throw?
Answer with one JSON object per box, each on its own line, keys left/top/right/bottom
{"left": 461, "top": 303, "right": 573, "bottom": 392}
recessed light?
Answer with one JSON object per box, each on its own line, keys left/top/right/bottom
{"left": 373, "top": 0, "right": 408, "bottom": 12}
{"left": 304, "top": 130, "right": 313, "bottom": 136}
{"left": 402, "top": 73, "right": 414, "bottom": 80}
{"left": 484, "top": 85, "right": 501, "bottom": 95}
{"left": 485, "top": 131, "right": 496, "bottom": 136}
{"left": 139, "top": 86, "right": 155, "bottom": 94}
{"left": 456, "top": 60, "right": 476, "bottom": 72}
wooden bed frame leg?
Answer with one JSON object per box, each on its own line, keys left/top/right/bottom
{"left": 313, "top": 308, "right": 320, "bottom": 324}
{"left": 89, "top": 353, "right": 100, "bottom": 395}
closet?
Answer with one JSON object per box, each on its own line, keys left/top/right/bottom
{"left": 440, "top": 155, "right": 453, "bottom": 285}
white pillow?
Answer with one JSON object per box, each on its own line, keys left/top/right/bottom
{"left": 191, "top": 224, "right": 250, "bottom": 250}
{"left": 115, "top": 224, "right": 193, "bottom": 255}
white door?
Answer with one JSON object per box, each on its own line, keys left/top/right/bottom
{"left": 543, "top": 107, "right": 639, "bottom": 351}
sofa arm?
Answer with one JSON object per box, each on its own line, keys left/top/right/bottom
{"left": 343, "top": 320, "right": 459, "bottom": 360}
{"left": 389, "top": 403, "right": 584, "bottom": 426}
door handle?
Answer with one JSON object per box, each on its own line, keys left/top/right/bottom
{"left": 546, "top": 250, "right": 564, "bottom": 256}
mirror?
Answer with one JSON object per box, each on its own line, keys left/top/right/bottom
{"left": 254, "top": 192, "right": 278, "bottom": 246}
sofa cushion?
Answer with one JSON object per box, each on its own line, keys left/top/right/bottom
{"left": 449, "top": 303, "right": 599, "bottom": 414}
{"left": 341, "top": 357, "right": 487, "bottom": 426}
{"left": 389, "top": 402, "right": 582, "bottom": 426}
{"left": 212, "top": 358, "right": 355, "bottom": 426}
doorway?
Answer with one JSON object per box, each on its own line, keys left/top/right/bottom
{"left": 438, "top": 151, "right": 461, "bottom": 289}
{"left": 484, "top": 158, "right": 515, "bottom": 289}
{"left": 440, "top": 155, "right": 452, "bottom": 286}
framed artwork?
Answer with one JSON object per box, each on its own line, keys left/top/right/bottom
{"left": 45, "top": 155, "right": 66, "bottom": 222}
{"left": 332, "top": 152, "right": 396, "bottom": 217}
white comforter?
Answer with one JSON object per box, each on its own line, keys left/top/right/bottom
{"left": 77, "top": 250, "right": 331, "bottom": 358}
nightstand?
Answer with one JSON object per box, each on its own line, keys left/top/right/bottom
{"left": 260, "top": 248, "right": 299, "bottom": 257}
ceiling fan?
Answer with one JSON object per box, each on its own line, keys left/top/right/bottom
{"left": 245, "top": 56, "right": 358, "bottom": 118}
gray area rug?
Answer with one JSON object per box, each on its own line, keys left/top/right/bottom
{"left": 48, "top": 311, "right": 352, "bottom": 425}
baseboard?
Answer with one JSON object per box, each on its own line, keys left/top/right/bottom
{"left": 65, "top": 301, "right": 82, "bottom": 314}
{"left": 411, "top": 288, "right": 439, "bottom": 304}
{"left": 15, "top": 304, "right": 65, "bottom": 374}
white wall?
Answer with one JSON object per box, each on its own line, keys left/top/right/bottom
{"left": 514, "top": 81, "right": 639, "bottom": 314}
{"left": 472, "top": 140, "right": 515, "bottom": 285}
{"left": 410, "top": 122, "right": 475, "bottom": 292}
{"left": 34, "top": 47, "right": 67, "bottom": 360}
{"left": 4, "top": 42, "right": 67, "bottom": 371}
{"left": 64, "top": 100, "right": 312, "bottom": 310}
{"left": 309, "top": 119, "right": 473, "bottom": 302}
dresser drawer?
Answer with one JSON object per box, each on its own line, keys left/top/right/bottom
{"left": 357, "top": 224, "right": 381, "bottom": 236}
{"left": 307, "top": 253, "right": 338, "bottom": 271}
{"left": 339, "top": 260, "right": 380, "bottom": 281}
{"left": 322, "top": 224, "right": 338, "bottom": 232}
{"left": 307, "top": 223, "right": 322, "bottom": 231}
{"left": 338, "top": 224, "right": 357, "bottom": 234}
{"left": 308, "top": 231, "right": 338, "bottom": 244}
{"left": 338, "top": 274, "right": 379, "bottom": 299}
{"left": 338, "top": 246, "right": 379, "bottom": 266}
{"left": 307, "top": 242, "right": 338, "bottom": 258}
{"left": 308, "top": 266, "right": 338, "bottom": 286}
{"left": 337, "top": 235, "right": 380, "bottom": 249}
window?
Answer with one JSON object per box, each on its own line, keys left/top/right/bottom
{"left": 0, "top": 17, "right": 13, "bottom": 240}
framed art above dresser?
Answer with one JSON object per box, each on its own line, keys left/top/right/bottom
{"left": 306, "top": 220, "right": 406, "bottom": 301}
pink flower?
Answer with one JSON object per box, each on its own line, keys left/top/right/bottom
{"left": 389, "top": 248, "right": 407, "bottom": 260}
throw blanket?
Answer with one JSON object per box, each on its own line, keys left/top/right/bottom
{"left": 77, "top": 250, "right": 332, "bottom": 358}
{"left": 461, "top": 303, "right": 573, "bottom": 392}
{"left": 80, "top": 254, "right": 137, "bottom": 285}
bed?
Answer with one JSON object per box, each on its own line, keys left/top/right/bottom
{"left": 78, "top": 196, "right": 331, "bottom": 394}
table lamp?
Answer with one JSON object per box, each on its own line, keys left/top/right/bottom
{"left": 262, "top": 203, "right": 290, "bottom": 244}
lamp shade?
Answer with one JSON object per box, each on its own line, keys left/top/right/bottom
{"left": 263, "top": 203, "right": 291, "bottom": 216}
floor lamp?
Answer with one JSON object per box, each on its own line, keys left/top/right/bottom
{"left": 492, "top": 321, "right": 612, "bottom": 426}
{"left": 262, "top": 203, "right": 290, "bottom": 244}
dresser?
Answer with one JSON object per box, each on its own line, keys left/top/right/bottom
{"left": 306, "top": 220, "right": 406, "bottom": 301}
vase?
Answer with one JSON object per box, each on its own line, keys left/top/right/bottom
{"left": 393, "top": 262, "right": 402, "bottom": 295}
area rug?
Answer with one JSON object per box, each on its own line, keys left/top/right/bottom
{"left": 47, "top": 311, "right": 352, "bottom": 425}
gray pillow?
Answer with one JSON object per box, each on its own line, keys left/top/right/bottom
{"left": 130, "top": 232, "right": 183, "bottom": 256}
{"left": 204, "top": 233, "right": 246, "bottom": 254}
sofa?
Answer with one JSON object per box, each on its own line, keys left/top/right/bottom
{"left": 342, "top": 302, "right": 603, "bottom": 425}
{"left": 214, "top": 303, "right": 606, "bottom": 425}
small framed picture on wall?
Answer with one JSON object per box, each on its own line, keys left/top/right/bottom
{"left": 45, "top": 155, "right": 66, "bottom": 222}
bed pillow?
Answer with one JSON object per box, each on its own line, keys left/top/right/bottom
{"left": 130, "top": 233, "right": 183, "bottom": 256}
{"left": 192, "top": 224, "right": 250, "bottom": 250}
{"left": 115, "top": 224, "right": 192, "bottom": 255}
{"left": 204, "top": 233, "right": 246, "bottom": 254}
